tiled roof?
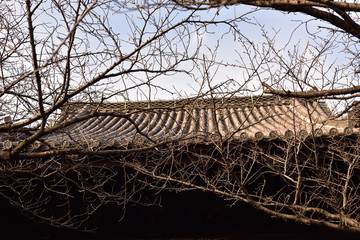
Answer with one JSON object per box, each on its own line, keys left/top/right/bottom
{"left": 0, "top": 95, "right": 355, "bottom": 150}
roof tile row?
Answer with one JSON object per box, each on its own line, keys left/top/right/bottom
{"left": 0, "top": 95, "right": 355, "bottom": 150}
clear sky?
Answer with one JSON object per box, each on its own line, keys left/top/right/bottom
{"left": 113, "top": 4, "right": 354, "bottom": 102}
{"left": 5, "top": 1, "right": 357, "bottom": 114}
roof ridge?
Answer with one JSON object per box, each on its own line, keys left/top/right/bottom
{"left": 63, "top": 95, "right": 291, "bottom": 113}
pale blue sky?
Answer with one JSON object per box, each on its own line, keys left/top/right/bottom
{"left": 10, "top": 1, "right": 358, "bottom": 107}
{"left": 119, "top": 4, "right": 353, "bottom": 101}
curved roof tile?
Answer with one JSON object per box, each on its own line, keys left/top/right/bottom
{"left": 1, "top": 95, "right": 356, "bottom": 150}
{"left": 56, "top": 96, "right": 353, "bottom": 144}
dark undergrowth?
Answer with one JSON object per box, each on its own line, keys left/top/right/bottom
{"left": 0, "top": 190, "right": 359, "bottom": 240}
